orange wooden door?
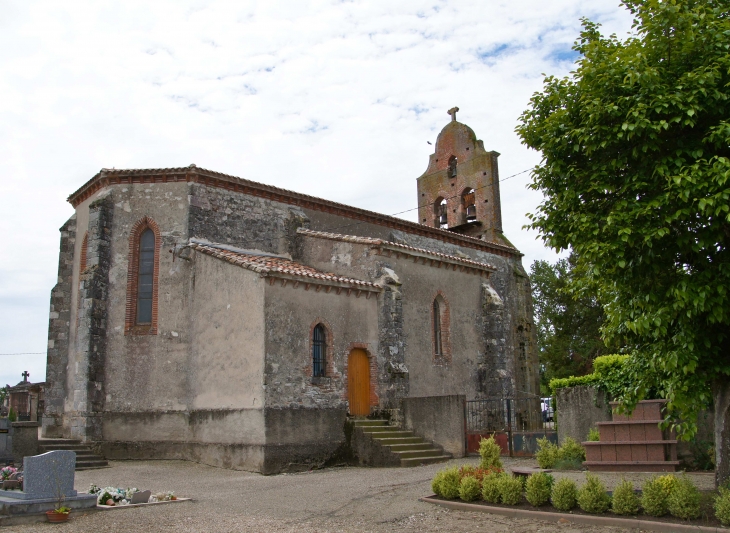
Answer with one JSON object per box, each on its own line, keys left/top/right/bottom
{"left": 348, "top": 349, "right": 370, "bottom": 416}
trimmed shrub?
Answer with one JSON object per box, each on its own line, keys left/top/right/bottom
{"left": 435, "top": 467, "right": 461, "bottom": 499}
{"left": 481, "top": 473, "right": 503, "bottom": 503}
{"left": 558, "top": 437, "right": 586, "bottom": 463}
{"left": 525, "top": 472, "right": 553, "bottom": 507}
{"left": 656, "top": 474, "right": 678, "bottom": 496}
{"left": 577, "top": 473, "right": 611, "bottom": 514}
{"left": 667, "top": 476, "right": 701, "bottom": 520}
{"left": 611, "top": 479, "right": 639, "bottom": 515}
{"left": 553, "top": 458, "right": 584, "bottom": 471}
{"left": 715, "top": 488, "right": 730, "bottom": 526}
{"left": 431, "top": 470, "right": 445, "bottom": 496}
{"left": 535, "top": 437, "right": 559, "bottom": 469}
{"left": 641, "top": 476, "right": 670, "bottom": 517}
{"left": 459, "top": 475, "right": 481, "bottom": 502}
{"left": 498, "top": 475, "right": 523, "bottom": 505}
{"left": 551, "top": 478, "right": 578, "bottom": 511}
{"left": 479, "top": 436, "right": 503, "bottom": 469}
{"left": 587, "top": 427, "right": 600, "bottom": 441}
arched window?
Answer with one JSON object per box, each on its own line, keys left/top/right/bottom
{"left": 312, "top": 324, "right": 327, "bottom": 377}
{"left": 447, "top": 155, "right": 457, "bottom": 178}
{"left": 136, "top": 229, "right": 155, "bottom": 324}
{"left": 125, "top": 217, "right": 160, "bottom": 335}
{"left": 435, "top": 197, "right": 448, "bottom": 228}
{"left": 433, "top": 299, "right": 443, "bottom": 356}
{"left": 462, "top": 188, "right": 476, "bottom": 222}
{"left": 432, "top": 293, "right": 451, "bottom": 363}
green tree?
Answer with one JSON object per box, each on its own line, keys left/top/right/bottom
{"left": 516, "top": 0, "right": 730, "bottom": 487}
{"left": 531, "top": 253, "right": 610, "bottom": 389}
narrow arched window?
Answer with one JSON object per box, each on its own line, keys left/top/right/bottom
{"left": 312, "top": 324, "right": 326, "bottom": 377}
{"left": 433, "top": 300, "right": 442, "bottom": 356}
{"left": 448, "top": 155, "right": 457, "bottom": 178}
{"left": 136, "top": 229, "right": 155, "bottom": 324}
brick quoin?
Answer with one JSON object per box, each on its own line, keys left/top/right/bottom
{"left": 124, "top": 217, "right": 161, "bottom": 335}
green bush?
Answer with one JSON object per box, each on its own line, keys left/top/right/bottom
{"left": 715, "top": 488, "right": 730, "bottom": 526}
{"left": 641, "top": 476, "right": 670, "bottom": 517}
{"left": 611, "top": 479, "right": 639, "bottom": 515}
{"left": 433, "top": 467, "right": 461, "bottom": 499}
{"left": 577, "top": 473, "right": 611, "bottom": 514}
{"left": 553, "top": 458, "right": 584, "bottom": 471}
{"left": 7, "top": 407, "right": 16, "bottom": 423}
{"left": 558, "top": 437, "right": 586, "bottom": 463}
{"left": 549, "top": 374, "right": 599, "bottom": 392}
{"left": 481, "top": 473, "right": 503, "bottom": 503}
{"left": 459, "top": 475, "right": 481, "bottom": 502}
{"left": 525, "top": 472, "right": 553, "bottom": 507}
{"left": 587, "top": 427, "right": 600, "bottom": 441}
{"left": 667, "top": 476, "right": 701, "bottom": 520}
{"left": 478, "top": 436, "right": 503, "bottom": 469}
{"left": 498, "top": 475, "right": 523, "bottom": 505}
{"left": 535, "top": 437, "right": 559, "bottom": 469}
{"left": 551, "top": 478, "right": 578, "bottom": 511}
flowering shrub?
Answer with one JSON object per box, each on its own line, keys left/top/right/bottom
{"left": 458, "top": 465, "right": 503, "bottom": 483}
{"left": 0, "top": 466, "right": 17, "bottom": 480}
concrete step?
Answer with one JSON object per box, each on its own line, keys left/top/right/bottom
{"left": 369, "top": 431, "right": 414, "bottom": 439}
{"left": 373, "top": 436, "right": 423, "bottom": 445}
{"left": 76, "top": 459, "right": 109, "bottom": 469}
{"left": 385, "top": 443, "right": 434, "bottom": 452}
{"left": 392, "top": 449, "right": 444, "bottom": 459}
{"left": 401, "top": 455, "right": 452, "bottom": 467}
{"left": 39, "top": 444, "right": 90, "bottom": 452}
{"left": 359, "top": 425, "right": 401, "bottom": 433}
{"left": 352, "top": 419, "right": 389, "bottom": 426}
{"left": 38, "top": 438, "right": 82, "bottom": 445}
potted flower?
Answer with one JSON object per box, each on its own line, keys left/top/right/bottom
{"left": 46, "top": 506, "right": 71, "bottom": 523}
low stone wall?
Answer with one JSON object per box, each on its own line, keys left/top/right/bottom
{"left": 11, "top": 421, "right": 39, "bottom": 464}
{"left": 401, "top": 395, "right": 465, "bottom": 457}
{"left": 555, "top": 386, "right": 611, "bottom": 445}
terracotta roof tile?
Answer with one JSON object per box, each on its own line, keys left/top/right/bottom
{"left": 297, "top": 229, "right": 497, "bottom": 271}
{"left": 189, "top": 243, "right": 379, "bottom": 290}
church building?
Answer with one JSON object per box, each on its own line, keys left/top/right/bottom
{"left": 43, "top": 110, "right": 540, "bottom": 473}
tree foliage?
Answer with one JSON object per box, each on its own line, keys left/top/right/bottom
{"left": 517, "top": 0, "right": 730, "bottom": 443}
{"left": 530, "top": 253, "right": 611, "bottom": 388}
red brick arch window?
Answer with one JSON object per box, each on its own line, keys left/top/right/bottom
{"left": 79, "top": 232, "right": 88, "bottom": 273}
{"left": 125, "top": 217, "right": 161, "bottom": 335}
{"left": 432, "top": 291, "right": 451, "bottom": 365}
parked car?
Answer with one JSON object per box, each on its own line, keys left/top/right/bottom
{"left": 541, "top": 397, "right": 554, "bottom": 422}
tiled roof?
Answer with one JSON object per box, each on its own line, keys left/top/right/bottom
{"left": 297, "top": 229, "right": 497, "bottom": 272}
{"left": 66, "top": 164, "right": 519, "bottom": 259}
{"left": 189, "top": 242, "right": 380, "bottom": 290}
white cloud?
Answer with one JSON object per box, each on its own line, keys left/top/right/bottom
{"left": 0, "top": 0, "right": 634, "bottom": 387}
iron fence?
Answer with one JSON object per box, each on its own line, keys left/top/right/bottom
{"left": 466, "top": 397, "right": 545, "bottom": 433}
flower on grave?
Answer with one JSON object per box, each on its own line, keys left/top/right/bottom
{"left": 125, "top": 487, "right": 140, "bottom": 500}
{"left": 119, "top": 499, "right": 129, "bottom": 506}
{"left": 0, "top": 466, "right": 17, "bottom": 480}
{"left": 166, "top": 491, "right": 175, "bottom": 501}
{"left": 88, "top": 483, "right": 99, "bottom": 494}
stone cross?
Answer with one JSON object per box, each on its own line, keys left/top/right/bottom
{"left": 447, "top": 107, "right": 459, "bottom": 122}
{"left": 21, "top": 371, "right": 29, "bottom": 382}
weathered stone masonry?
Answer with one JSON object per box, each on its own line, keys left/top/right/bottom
{"left": 43, "top": 216, "right": 76, "bottom": 438}
{"left": 69, "top": 195, "right": 113, "bottom": 441}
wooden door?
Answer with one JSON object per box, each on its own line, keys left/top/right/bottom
{"left": 348, "top": 349, "right": 370, "bottom": 416}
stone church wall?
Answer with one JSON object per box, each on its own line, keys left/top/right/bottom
{"left": 261, "top": 280, "right": 379, "bottom": 473}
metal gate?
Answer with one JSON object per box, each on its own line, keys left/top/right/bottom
{"left": 465, "top": 397, "right": 557, "bottom": 456}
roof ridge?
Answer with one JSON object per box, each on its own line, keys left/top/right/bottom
{"left": 297, "top": 228, "right": 496, "bottom": 271}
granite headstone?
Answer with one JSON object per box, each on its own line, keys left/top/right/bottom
{"left": 0, "top": 418, "right": 12, "bottom": 464}
{"left": 21, "top": 450, "right": 77, "bottom": 500}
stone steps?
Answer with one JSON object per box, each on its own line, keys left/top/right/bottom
{"left": 38, "top": 439, "right": 109, "bottom": 470}
{"left": 351, "top": 419, "right": 450, "bottom": 467}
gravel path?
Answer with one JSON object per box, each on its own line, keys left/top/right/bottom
{"left": 4, "top": 457, "right": 715, "bottom": 533}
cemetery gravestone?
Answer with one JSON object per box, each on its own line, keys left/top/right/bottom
{"left": 0, "top": 450, "right": 76, "bottom": 500}
{"left": 0, "top": 419, "right": 11, "bottom": 465}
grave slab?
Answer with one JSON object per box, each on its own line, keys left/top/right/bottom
{"left": 0, "top": 450, "right": 77, "bottom": 500}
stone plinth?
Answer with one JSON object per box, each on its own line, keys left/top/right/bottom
{"left": 583, "top": 400, "right": 679, "bottom": 472}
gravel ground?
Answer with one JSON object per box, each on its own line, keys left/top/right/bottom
{"left": 4, "top": 457, "right": 716, "bottom": 533}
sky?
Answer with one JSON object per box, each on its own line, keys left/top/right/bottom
{"left": 0, "top": 1, "right": 634, "bottom": 389}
